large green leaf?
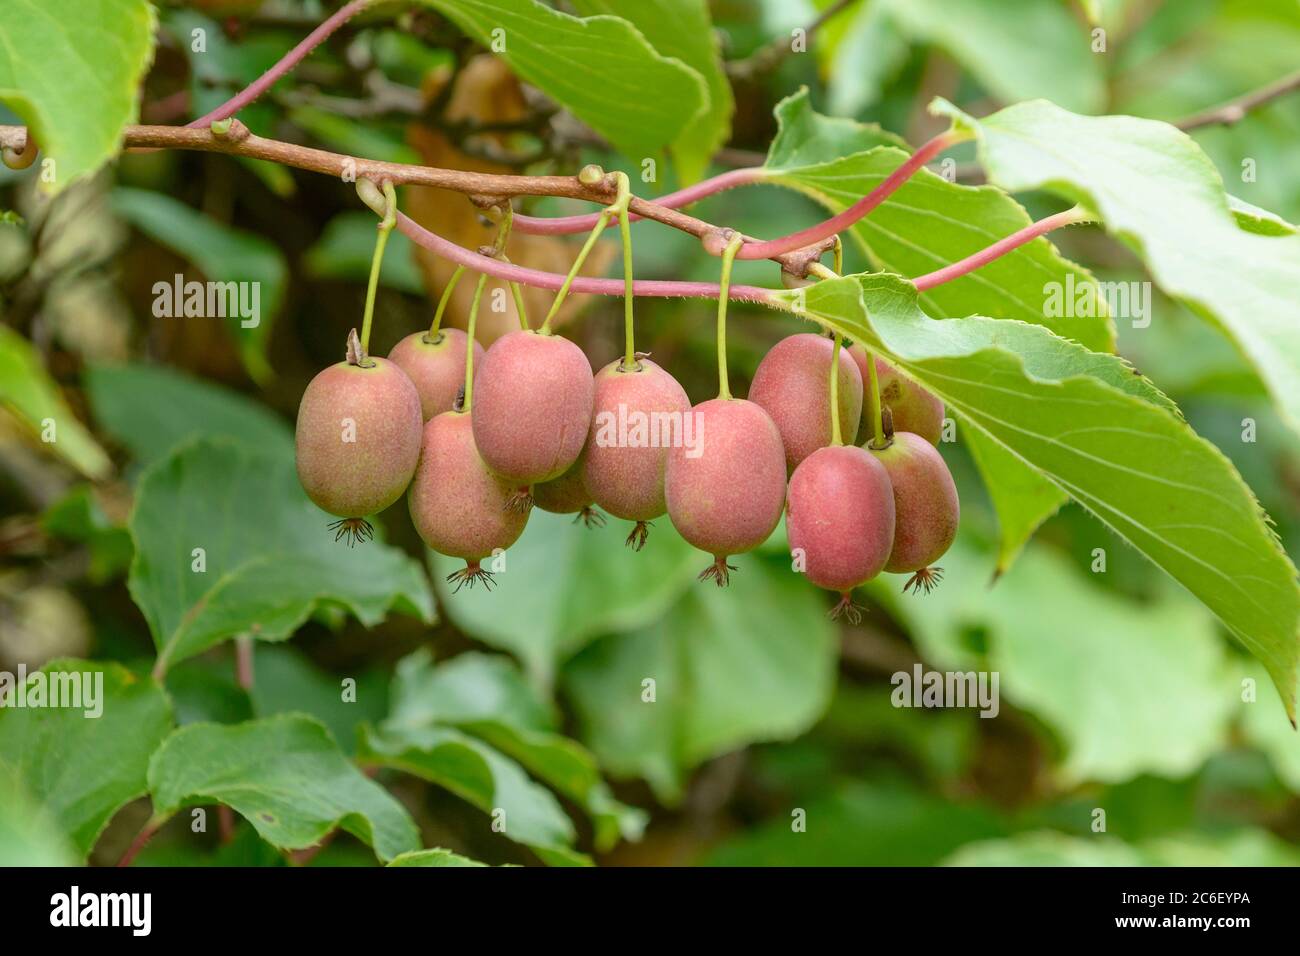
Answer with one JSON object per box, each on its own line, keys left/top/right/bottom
{"left": 870, "top": 535, "right": 1236, "bottom": 782}
{"left": 148, "top": 715, "right": 420, "bottom": 863}
{"left": 0, "top": 0, "right": 156, "bottom": 192}
{"left": 563, "top": 557, "right": 837, "bottom": 803}
{"left": 383, "top": 650, "right": 645, "bottom": 850}
{"left": 0, "top": 327, "right": 111, "bottom": 479}
{"left": 110, "top": 188, "right": 288, "bottom": 382}
{"left": 881, "top": 0, "right": 1105, "bottom": 113}
{"left": 358, "top": 723, "right": 583, "bottom": 862}
{"left": 781, "top": 274, "right": 1300, "bottom": 719}
{"left": 388, "top": 848, "right": 488, "bottom": 867}
{"left": 129, "top": 438, "right": 433, "bottom": 676}
{"left": 569, "top": 0, "right": 733, "bottom": 184}
{"left": 0, "top": 660, "right": 173, "bottom": 858}
{"left": 412, "top": 0, "right": 707, "bottom": 161}
{"left": 86, "top": 362, "right": 292, "bottom": 470}
{"left": 764, "top": 92, "right": 1114, "bottom": 353}
{"left": 0, "top": 766, "right": 79, "bottom": 866}
{"left": 932, "top": 97, "right": 1300, "bottom": 439}
{"left": 431, "top": 509, "right": 698, "bottom": 684}
{"left": 760, "top": 92, "right": 1112, "bottom": 567}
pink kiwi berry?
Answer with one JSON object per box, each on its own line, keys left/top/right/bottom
{"left": 471, "top": 329, "right": 595, "bottom": 511}
{"left": 850, "top": 347, "right": 945, "bottom": 445}
{"left": 583, "top": 357, "right": 691, "bottom": 550}
{"left": 408, "top": 411, "right": 529, "bottom": 590}
{"left": 664, "top": 398, "right": 787, "bottom": 585}
{"left": 750, "top": 333, "right": 863, "bottom": 472}
{"left": 388, "top": 328, "right": 484, "bottom": 420}
{"left": 295, "top": 356, "right": 423, "bottom": 544}
{"left": 868, "top": 431, "right": 960, "bottom": 594}
{"left": 785, "top": 445, "right": 895, "bottom": 622}
{"left": 532, "top": 455, "right": 605, "bottom": 529}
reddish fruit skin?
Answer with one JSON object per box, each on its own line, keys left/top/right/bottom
{"left": 533, "top": 455, "right": 593, "bottom": 514}
{"left": 471, "top": 330, "right": 595, "bottom": 484}
{"left": 295, "top": 358, "right": 422, "bottom": 518}
{"left": 664, "top": 398, "right": 786, "bottom": 557}
{"left": 408, "top": 412, "right": 528, "bottom": 560}
{"left": 869, "top": 432, "right": 959, "bottom": 572}
{"left": 786, "top": 445, "right": 895, "bottom": 592}
{"left": 850, "top": 348, "right": 945, "bottom": 445}
{"left": 750, "top": 334, "right": 863, "bottom": 472}
{"left": 388, "top": 329, "right": 484, "bottom": 420}
{"left": 584, "top": 359, "right": 691, "bottom": 521}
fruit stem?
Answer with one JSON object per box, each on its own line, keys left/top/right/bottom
{"left": 461, "top": 273, "right": 489, "bottom": 413}
{"left": 540, "top": 171, "right": 631, "bottom": 334}
{"left": 359, "top": 180, "right": 397, "bottom": 358}
{"left": 865, "top": 351, "right": 886, "bottom": 448}
{"left": 829, "top": 333, "right": 844, "bottom": 446}
{"left": 831, "top": 234, "right": 844, "bottom": 277}
{"left": 488, "top": 203, "right": 530, "bottom": 331}
{"left": 715, "top": 232, "right": 744, "bottom": 400}
{"left": 429, "top": 265, "right": 466, "bottom": 338}
{"left": 611, "top": 172, "right": 637, "bottom": 368}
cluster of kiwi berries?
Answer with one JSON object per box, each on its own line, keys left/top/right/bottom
{"left": 295, "top": 317, "right": 958, "bottom": 617}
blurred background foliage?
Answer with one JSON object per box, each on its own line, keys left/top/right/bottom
{"left": 1, "top": 0, "right": 1299, "bottom": 866}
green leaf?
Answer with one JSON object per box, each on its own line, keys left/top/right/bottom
{"left": 41, "top": 485, "right": 134, "bottom": 583}
{"left": 964, "top": 429, "right": 1065, "bottom": 574}
{"left": 563, "top": 557, "right": 837, "bottom": 803}
{"left": 704, "top": 782, "right": 1008, "bottom": 866}
{"left": 932, "top": 97, "right": 1300, "bottom": 439}
{"left": 358, "top": 723, "right": 584, "bottom": 861}
{"left": 388, "top": 848, "right": 488, "bottom": 867}
{"left": 148, "top": 715, "right": 420, "bottom": 863}
{"left": 881, "top": 0, "right": 1105, "bottom": 113}
{"left": 784, "top": 274, "right": 1300, "bottom": 719}
{"left": 764, "top": 88, "right": 906, "bottom": 169}
{"left": 1239, "top": 661, "right": 1300, "bottom": 793}
{"left": 431, "top": 509, "right": 698, "bottom": 684}
{"left": 870, "top": 536, "right": 1236, "bottom": 782}
{"left": 304, "top": 212, "right": 426, "bottom": 295}
{"left": 0, "top": 660, "right": 173, "bottom": 858}
{"left": 249, "top": 646, "right": 389, "bottom": 758}
{"left": 0, "top": 327, "right": 111, "bottom": 479}
{"left": 569, "top": 0, "right": 733, "bottom": 183}
{"left": 110, "top": 188, "right": 288, "bottom": 382}
{"left": 0, "top": 765, "right": 79, "bottom": 866}
{"left": 86, "top": 362, "right": 292, "bottom": 470}
{"left": 813, "top": 0, "right": 910, "bottom": 116}
{"left": 383, "top": 650, "right": 646, "bottom": 850}
{"left": 0, "top": 0, "right": 157, "bottom": 192}
{"left": 129, "top": 438, "right": 433, "bottom": 675}
{"left": 411, "top": 0, "right": 708, "bottom": 161}
{"left": 764, "top": 92, "right": 1114, "bottom": 353}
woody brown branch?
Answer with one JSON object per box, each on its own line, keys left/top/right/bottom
{"left": 0, "top": 122, "right": 830, "bottom": 275}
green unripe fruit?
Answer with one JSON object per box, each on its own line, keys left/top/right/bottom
{"left": 751, "top": 333, "right": 863, "bottom": 472}
{"left": 295, "top": 357, "right": 423, "bottom": 528}
{"left": 388, "top": 329, "right": 484, "bottom": 420}
{"left": 665, "top": 397, "right": 786, "bottom": 585}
